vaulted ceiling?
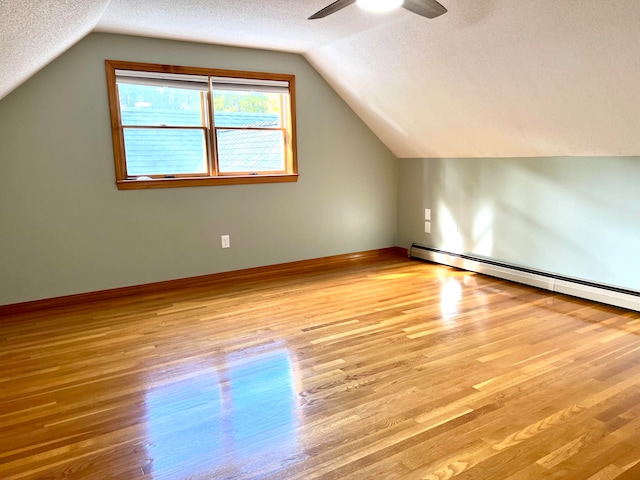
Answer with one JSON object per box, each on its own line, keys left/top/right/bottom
{"left": 3, "top": 0, "right": 640, "bottom": 158}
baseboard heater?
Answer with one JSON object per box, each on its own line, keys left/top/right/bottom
{"left": 409, "top": 244, "right": 640, "bottom": 312}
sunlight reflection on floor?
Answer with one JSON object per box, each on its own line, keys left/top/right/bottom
{"left": 144, "top": 346, "right": 300, "bottom": 478}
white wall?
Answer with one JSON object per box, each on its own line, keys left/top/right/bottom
{"left": 0, "top": 33, "right": 398, "bottom": 305}
{"left": 398, "top": 157, "right": 640, "bottom": 291}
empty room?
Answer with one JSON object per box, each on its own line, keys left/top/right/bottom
{"left": 1, "top": 1, "right": 640, "bottom": 478}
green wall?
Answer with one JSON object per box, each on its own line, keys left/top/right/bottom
{"left": 0, "top": 33, "right": 398, "bottom": 305}
{"left": 398, "top": 157, "right": 640, "bottom": 291}
{"left": 4, "top": 32, "right": 637, "bottom": 306}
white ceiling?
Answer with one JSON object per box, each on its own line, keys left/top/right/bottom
{"left": 3, "top": 0, "right": 640, "bottom": 158}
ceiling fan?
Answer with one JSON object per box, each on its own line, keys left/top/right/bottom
{"left": 308, "top": 0, "right": 447, "bottom": 20}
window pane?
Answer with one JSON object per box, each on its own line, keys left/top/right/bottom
{"left": 118, "top": 83, "right": 204, "bottom": 127}
{"left": 123, "top": 128, "right": 208, "bottom": 176}
{"left": 212, "top": 90, "right": 283, "bottom": 128}
{"left": 217, "top": 129, "right": 285, "bottom": 173}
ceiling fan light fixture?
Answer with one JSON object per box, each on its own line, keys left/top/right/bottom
{"left": 356, "top": 0, "right": 404, "bottom": 13}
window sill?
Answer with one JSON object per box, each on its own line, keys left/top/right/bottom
{"left": 116, "top": 174, "right": 299, "bottom": 190}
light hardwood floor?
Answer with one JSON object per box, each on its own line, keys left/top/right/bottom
{"left": 2, "top": 253, "right": 640, "bottom": 479}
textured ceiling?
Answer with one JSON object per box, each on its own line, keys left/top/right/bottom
{"left": 0, "top": 0, "right": 111, "bottom": 100}
{"left": 3, "top": 0, "right": 640, "bottom": 158}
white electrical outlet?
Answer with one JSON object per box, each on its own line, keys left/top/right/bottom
{"left": 425, "top": 208, "right": 431, "bottom": 221}
{"left": 221, "top": 235, "right": 230, "bottom": 248}
{"left": 425, "top": 221, "right": 431, "bottom": 234}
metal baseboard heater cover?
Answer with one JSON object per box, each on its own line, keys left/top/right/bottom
{"left": 409, "top": 244, "right": 640, "bottom": 312}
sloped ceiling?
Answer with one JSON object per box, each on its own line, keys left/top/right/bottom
{"left": 0, "top": 0, "right": 112, "bottom": 100}
{"left": 2, "top": 0, "right": 640, "bottom": 158}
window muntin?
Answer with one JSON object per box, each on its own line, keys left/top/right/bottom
{"left": 105, "top": 60, "right": 298, "bottom": 189}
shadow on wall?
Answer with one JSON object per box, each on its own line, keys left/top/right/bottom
{"left": 420, "top": 156, "right": 640, "bottom": 289}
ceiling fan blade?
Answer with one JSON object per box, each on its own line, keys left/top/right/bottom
{"left": 308, "top": 0, "right": 356, "bottom": 19}
{"left": 401, "top": 0, "right": 447, "bottom": 18}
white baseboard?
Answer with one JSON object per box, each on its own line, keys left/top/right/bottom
{"left": 409, "top": 245, "right": 640, "bottom": 312}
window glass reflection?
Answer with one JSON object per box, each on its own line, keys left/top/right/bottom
{"left": 145, "top": 372, "right": 223, "bottom": 476}
{"left": 144, "top": 347, "right": 298, "bottom": 478}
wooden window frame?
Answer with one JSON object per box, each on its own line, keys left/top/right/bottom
{"left": 105, "top": 60, "right": 298, "bottom": 190}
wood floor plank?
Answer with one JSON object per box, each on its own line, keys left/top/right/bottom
{"left": 1, "top": 255, "right": 640, "bottom": 479}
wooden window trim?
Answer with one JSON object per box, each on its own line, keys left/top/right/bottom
{"left": 105, "top": 60, "right": 298, "bottom": 190}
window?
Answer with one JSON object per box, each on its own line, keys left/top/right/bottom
{"left": 105, "top": 60, "right": 298, "bottom": 189}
